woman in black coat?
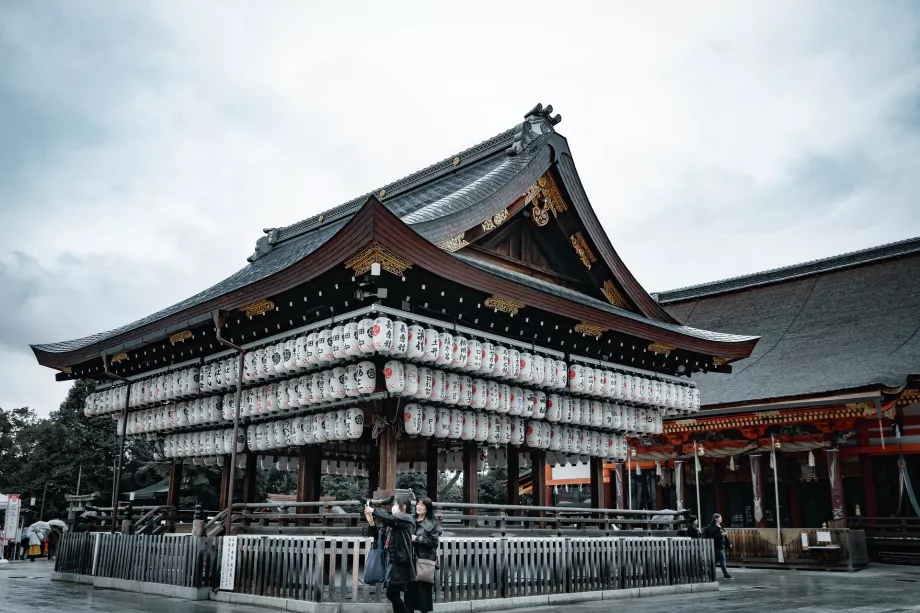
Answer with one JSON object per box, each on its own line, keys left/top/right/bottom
{"left": 407, "top": 497, "right": 441, "bottom": 613}
{"left": 365, "top": 496, "right": 417, "bottom": 613}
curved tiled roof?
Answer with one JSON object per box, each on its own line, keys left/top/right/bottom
{"left": 656, "top": 236, "right": 920, "bottom": 304}
{"left": 662, "top": 245, "right": 920, "bottom": 406}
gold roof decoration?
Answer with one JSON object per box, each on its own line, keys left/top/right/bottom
{"left": 570, "top": 232, "right": 598, "bottom": 270}
{"left": 481, "top": 208, "right": 509, "bottom": 232}
{"left": 239, "top": 299, "right": 276, "bottom": 318}
{"left": 484, "top": 295, "right": 525, "bottom": 315}
{"left": 526, "top": 173, "right": 568, "bottom": 227}
{"left": 110, "top": 352, "right": 128, "bottom": 364}
{"left": 574, "top": 322, "right": 608, "bottom": 337}
{"left": 437, "top": 233, "right": 469, "bottom": 253}
{"left": 648, "top": 342, "right": 676, "bottom": 356}
{"left": 345, "top": 241, "right": 412, "bottom": 276}
{"left": 601, "top": 280, "right": 629, "bottom": 309}
{"left": 169, "top": 330, "right": 193, "bottom": 344}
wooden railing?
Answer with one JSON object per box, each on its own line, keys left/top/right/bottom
{"left": 843, "top": 517, "right": 920, "bottom": 564}
{"left": 224, "top": 535, "right": 713, "bottom": 604}
{"left": 215, "top": 501, "right": 681, "bottom": 537}
{"left": 724, "top": 528, "right": 868, "bottom": 570}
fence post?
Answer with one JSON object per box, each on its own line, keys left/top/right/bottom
{"left": 312, "top": 537, "right": 326, "bottom": 602}
{"left": 498, "top": 537, "right": 508, "bottom": 598}
{"left": 564, "top": 537, "right": 573, "bottom": 594}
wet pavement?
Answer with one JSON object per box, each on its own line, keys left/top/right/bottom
{"left": 1, "top": 559, "right": 919, "bottom": 612}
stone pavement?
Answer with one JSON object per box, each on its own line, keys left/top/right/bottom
{"left": 2, "top": 559, "right": 920, "bottom": 612}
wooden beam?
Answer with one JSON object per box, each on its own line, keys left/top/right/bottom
{"left": 589, "top": 457, "right": 606, "bottom": 509}
{"left": 463, "top": 442, "right": 479, "bottom": 527}
{"left": 297, "top": 446, "right": 322, "bottom": 503}
{"left": 507, "top": 449, "right": 520, "bottom": 514}
{"left": 378, "top": 424, "right": 398, "bottom": 494}
{"left": 242, "top": 454, "right": 258, "bottom": 504}
{"left": 531, "top": 450, "right": 547, "bottom": 509}
{"left": 167, "top": 459, "right": 183, "bottom": 509}
{"left": 426, "top": 439, "right": 439, "bottom": 501}
{"left": 859, "top": 453, "right": 878, "bottom": 518}
{"left": 218, "top": 458, "right": 232, "bottom": 510}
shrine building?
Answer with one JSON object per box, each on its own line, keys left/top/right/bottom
{"left": 29, "top": 104, "right": 759, "bottom": 530}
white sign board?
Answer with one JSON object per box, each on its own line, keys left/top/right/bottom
{"left": 219, "top": 536, "right": 238, "bottom": 591}
{"left": 800, "top": 532, "right": 809, "bottom": 547}
{"left": 816, "top": 530, "right": 832, "bottom": 543}
{"left": 3, "top": 495, "right": 20, "bottom": 542}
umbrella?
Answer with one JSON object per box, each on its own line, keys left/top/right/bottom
{"left": 47, "top": 519, "right": 67, "bottom": 531}
{"left": 27, "top": 521, "right": 52, "bottom": 538}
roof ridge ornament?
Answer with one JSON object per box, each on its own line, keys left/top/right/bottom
{"left": 507, "top": 103, "right": 562, "bottom": 156}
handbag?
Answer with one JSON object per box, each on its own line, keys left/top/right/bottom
{"left": 415, "top": 557, "right": 436, "bottom": 584}
{"left": 364, "top": 532, "right": 387, "bottom": 585}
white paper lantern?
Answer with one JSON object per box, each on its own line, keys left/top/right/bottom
{"left": 474, "top": 412, "right": 489, "bottom": 442}
{"left": 497, "top": 384, "right": 510, "bottom": 414}
{"left": 323, "top": 411, "right": 337, "bottom": 442}
{"left": 436, "top": 332, "right": 453, "bottom": 366}
{"left": 510, "top": 417, "right": 525, "bottom": 446}
{"left": 448, "top": 408, "right": 463, "bottom": 439}
{"left": 533, "top": 355, "right": 546, "bottom": 386}
{"left": 569, "top": 364, "right": 584, "bottom": 394}
{"left": 522, "top": 388, "right": 535, "bottom": 418}
{"left": 518, "top": 353, "right": 534, "bottom": 384}
{"left": 357, "top": 319, "right": 375, "bottom": 354}
{"left": 421, "top": 328, "right": 439, "bottom": 363}
{"left": 485, "top": 381, "right": 500, "bottom": 412}
{"left": 356, "top": 361, "right": 377, "bottom": 395}
{"left": 407, "top": 324, "right": 425, "bottom": 359}
{"left": 479, "top": 342, "right": 496, "bottom": 375}
{"left": 415, "top": 367, "right": 433, "bottom": 399}
{"left": 431, "top": 370, "right": 447, "bottom": 402}
{"left": 298, "top": 415, "right": 313, "bottom": 445}
{"left": 486, "top": 414, "right": 501, "bottom": 445}
{"left": 460, "top": 410, "right": 476, "bottom": 440}
{"left": 391, "top": 321, "right": 409, "bottom": 356}
{"left": 457, "top": 375, "right": 473, "bottom": 407}
{"left": 404, "top": 404, "right": 423, "bottom": 437}
{"left": 509, "top": 387, "right": 524, "bottom": 416}
{"left": 265, "top": 384, "right": 279, "bottom": 413}
{"left": 533, "top": 391, "right": 547, "bottom": 420}
{"left": 546, "top": 394, "right": 561, "bottom": 422}
{"left": 435, "top": 407, "right": 451, "bottom": 439}
{"left": 465, "top": 339, "right": 482, "bottom": 372}
{"left": 313, "top": 413, "right": 327, "bottom": 443}
{"left": 404, "top": 363, "right": 419, "bottom": 397}
{"left": 451, "top": 336, "right": 468, "bottom": 369}
{"left": 421, "top": 405, "right": 437, "bottom": 438}
{"left": 331, "top": 325, "right": 347, "bottom": 360}
{"left": 570, "top": 399, "right": 582, "bottom": 427}
{"left": 470, "top": 379, "right": 486, "bottom": 409}
{"left": 334, "top": 410, "right": 348, "bottom": 440}
{"left": 445, "top": 373, "right": 461, "bottom": 405}
{"left": 384, "top": 361, "right": 405, "bottom": 393}
{"left": 305, "top": 332, "right": 320, "bottom": 366}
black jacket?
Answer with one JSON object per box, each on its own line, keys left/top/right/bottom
{"left": 372, "top": 509, "right": 417, "bottom": 586}
{"left": 702, "top": 523, "right": 730, "bottom": 551}
{"left": 413, "top": 517, "right": 441, "bottom": 562}
{"left": 686, "top": 524, "right": 701, "bottom": 539}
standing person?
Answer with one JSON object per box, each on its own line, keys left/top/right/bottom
{"left": 686, "top": 515, "right": 701, "bottom": 538}
{"left": 47, "top": 528, "right": 61, "bottom": 561}
{"left": 365, "top": 496, "right": 416, "bottom": 613}
{"left": 19, "top": 534, "right": 30, "bottom": 561}
{"left": 407, "top": 497, "right": 440, "bottom": 613}
{"left": 26, "top": 530, "right": 42, "bottom": 562}
{"left": 702, "top": 513, "right": 732, "bottom": 579}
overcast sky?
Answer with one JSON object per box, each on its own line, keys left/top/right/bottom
{"left": 2, "top": 1, "right": 919, "bottom": 417}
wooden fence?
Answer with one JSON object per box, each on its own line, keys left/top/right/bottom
{"left": 54, "top": 532, "right": 95, "bottom": 575}
{"left": 57, "top": 533, "right": 715, "bottom": 604}
{"left": 92, "top": 533, "right": 220, "bottom": 587}
{"left": 224, "top": 535, "right": 714, "bottom": 604}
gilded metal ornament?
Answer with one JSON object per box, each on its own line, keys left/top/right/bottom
{"left": 437, "top": 233, "right": 469, "bottom": 253}
{"left": 169, "top": 330, "right": 193, "bottom": 344}
{"left": 56, "top": 366, "right": 72, "bottom": 374}
{"left": 238, "top": 299, "right": 276, "bottom": 318}
{"left": 574, "top": 322, "right": 607, "bottom": 337}
{"left": 484, "top": 295, "right": 525, "bottom": 315}
{"left": 647, "top": 342, "right": 676, "bottom": 356}
{"left": 481, "top": 208, "right": 509, "bottom": 232}
{"left": 570, "top": 232, "right": 597, "bottom": 269}
{"left": 110, "top": 352, "right": 128, "bottom": 364}
{"left": 525, "top": 173, "right": 568, "bottom": 227}
{"left": 712, "top": 357, "right": 729, "bottom": 366}
{"left": 345, "top": 241, "right": 412, "bottom": 276}
{"left": 452, "top": 156, "right": 461, "bottom": 166}
{"left": 601, "top": 280, "right": 629, "bottom": 309}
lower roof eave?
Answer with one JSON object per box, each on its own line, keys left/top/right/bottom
{"left": 667, "top": 387, "right": 895, "bottom": 420}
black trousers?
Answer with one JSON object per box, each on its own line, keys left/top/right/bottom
{"left": 387, "top": 583, "right": 410, "bottom": 613}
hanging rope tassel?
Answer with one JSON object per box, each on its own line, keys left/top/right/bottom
{"left": 636, "top": 462, "right": 641, "bottom": 475}
{"left": 656, "top": 461, "right": 662, "bottom": 477}
{"left": 729, "top": 455, "right": 735, "bottom": 472}
{"left": 769, "top": 452, "right": 775, "bottom": 469}
{"left": 808, "top": 450, "right": 816, "bottom": 467}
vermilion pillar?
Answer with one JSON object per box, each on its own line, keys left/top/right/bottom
{"left": 714, "top": 460, "right": 726, "bottom": 518}
{"left": 787, "top": 457, "right": 804, "bottom": 527}
{"left": 589, "top": 458, "right": 606, "bottom": 509}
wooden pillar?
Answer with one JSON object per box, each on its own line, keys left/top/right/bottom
{"left": 531, "top": 450, "right": 547, "bottom": 508}
{"left": 218, "top": 458, "right": 232, "bottom": 510}
{"left": 463, "top": 442, "right": 479, "bottom": 527}
{"left": 427, "top": 440, "right": 439, "bottom": 501}
{"left": 859, "top": 453, "right": 878, "bottom": 518}
{"left": 242, "top": 453, "right": 258, "bottom": 504}
{"left": 507, "top": 448, "right": 520, "bottom": 515}
{"left": 377, "top": 425, "right": 397, "bottom": 495}
{"left": 787, "top": 457, "right": 804, "bottom": 527}
{"left": 827, "top": 448, "right": 846, "bottom": 520}
{"left": 615, "top": 463, "right": 626, "bottom": 509}
{"left": 750, "top": 454, "right": 766, "bottom": 528}
{"left": 714, "top": 461, "right": 726, "bottom": 518}
{"left": 297, "top": 447, "right": 322, "bottom": 502}
{"left": 589, "top": 457, "right": 606, "bottom": 509}
{"left": 167, "top": 459, "right": 183, "bottom": 509}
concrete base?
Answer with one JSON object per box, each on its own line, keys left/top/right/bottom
{"left": 95, "top": 576, "right": 210, "bottom": 600}
{"left": 51, "top": 572, "right": 94, "bottom": 585}
{"left": 207, "top": 583, "right": 718, "bottom": 612}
